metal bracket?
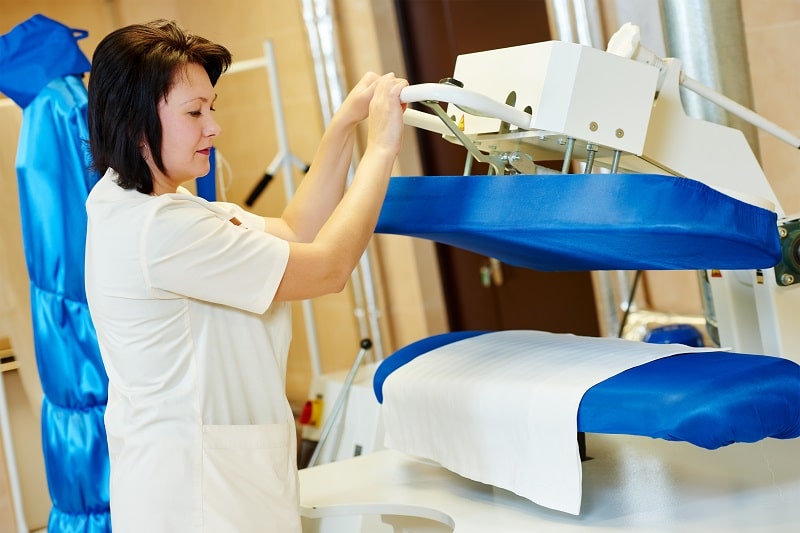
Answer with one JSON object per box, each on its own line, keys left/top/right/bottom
{"left": 419, "top": 100, "right": 506, "bottom": 175}
{"left": 775, "top": 218, "right": 800, "bottom": 286}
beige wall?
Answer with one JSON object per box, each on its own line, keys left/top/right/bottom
{"left": 742, "top": 0, "right": 800, "bottom": 216}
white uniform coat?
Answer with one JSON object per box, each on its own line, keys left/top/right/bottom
{"left": 85, "top": 169, "right": 299, "bottom": 532}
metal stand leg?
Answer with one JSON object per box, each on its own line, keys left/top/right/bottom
{"left": 307, "top": 338, "right": 373, "bottom": 468}
{"left": 0, "top": 368, "right": 28, "bottom": 533}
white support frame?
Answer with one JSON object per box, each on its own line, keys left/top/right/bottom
{"left": 225, "top": 40, "right": 324, "bottom": 375}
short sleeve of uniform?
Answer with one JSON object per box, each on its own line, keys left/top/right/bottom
{"left": 141, "top": 196, "right": 289, "bottom": 314}
{"left": 206, "top": 199, "right": 267, "bottom": 231}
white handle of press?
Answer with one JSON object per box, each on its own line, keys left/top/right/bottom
{"left": 400, "top": 83, "right": 533, "bottom": 131}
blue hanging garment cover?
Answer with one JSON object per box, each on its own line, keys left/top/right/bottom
{"left": 2, "top": 14, "right": 110, "bottom": 532}
{"left": 375, "top": 173, "right": 781, "bottom": 271}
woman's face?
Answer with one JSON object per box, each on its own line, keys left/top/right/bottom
{"left": 148, "top": 62, "right": 221, "bottom": 193}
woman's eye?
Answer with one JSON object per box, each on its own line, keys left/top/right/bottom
{"left": 188, "top": 107, "right": 215, "bottom": 116}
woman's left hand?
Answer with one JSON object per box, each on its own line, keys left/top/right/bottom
{"left": 334, "top": 72, "right": 381, "bottom": 126}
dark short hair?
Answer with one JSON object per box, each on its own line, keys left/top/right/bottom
{"left": 87, "top": 20, "right": 231, "bottom": 193}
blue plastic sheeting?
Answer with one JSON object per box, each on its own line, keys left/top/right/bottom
{"left": 4, "top": 14, "right": 111, "bottom": 532}
{"left": 375, "top": 174, "right": 781, "bottom": 271}
{"left": 373, "top": 331, "right": 800, "bottom": 450}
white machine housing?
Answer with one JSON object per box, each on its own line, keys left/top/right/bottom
{"left": 443, "top": 40, "right": 782, "bottom": 212}
{"left": 448, "top": 41, "right": 657, "bottom": 156}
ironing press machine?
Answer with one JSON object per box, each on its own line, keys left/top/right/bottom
{"left": 298, "top": 24, "right": 800, "bottom": 531}
{"left": 396, "top": 22, "right": 800, "bottom": 362}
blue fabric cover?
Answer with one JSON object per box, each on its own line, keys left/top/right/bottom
{"left": 643, "top": 323, "right": 704, "bottom": 346}
{"left": 373, "top": 332, "right": 800, "bottom": 450}
{"left": 4, "top": 15, "right": 111, "bottom": 532}
{"left": 375, "top": 174, "right": 781, "bottom": 271}
{"left": 373, "top": 331, "right": 487, "bottom": 403}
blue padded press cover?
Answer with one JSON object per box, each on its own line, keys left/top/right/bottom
{"left": 579, "top": 350, "right": 800, "bottom": 449}
{"left": 375, "top": 174, "right": 781, "bottom": 271}
{"left": 373, "top": 332, "right": 800, "bottom": 450}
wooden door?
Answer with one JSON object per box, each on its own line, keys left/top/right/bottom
{"left": 395, "top": 0, "right": 601, "bottom": 337}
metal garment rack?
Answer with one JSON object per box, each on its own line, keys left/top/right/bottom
{"left": 1, "top": 97, "right": 29, "bottom": 533}
{"left": 301, "top": 0, "right": 386, "bottom": 363}
{"left": 227, "top": 35, "right": 386, "bottom": 376}
{"left": 226, "top": 40, "right": 324, "bottom": 375}
{"left": 297, "top": 0, "right": 388, "bottom": 468}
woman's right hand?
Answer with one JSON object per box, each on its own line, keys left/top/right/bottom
{"left": 366, "top": 73, "right": 408, "bottom": 158}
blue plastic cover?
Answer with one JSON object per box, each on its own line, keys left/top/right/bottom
{"left": 373, "top": 332, "right": 800, "bottom": 450}
{"left": 375, "top": 174, "right": 781, "bottom": 271}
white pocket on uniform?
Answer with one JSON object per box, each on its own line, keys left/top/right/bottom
{"left": 202, "top": 421, "right": 300, "bottom": 533}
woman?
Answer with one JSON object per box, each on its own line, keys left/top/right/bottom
{"left": 85, "top": 19, "right": 407, "bottom": 532}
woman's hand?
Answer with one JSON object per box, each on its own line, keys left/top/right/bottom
{"left": 273, "top": 72, "right": 409, "bottom": 302}
{"left": 334, "top": 71, "right": 381, "bottom": 127}
{"left": 365, "top": 73, "right": 409, "bottom": 158}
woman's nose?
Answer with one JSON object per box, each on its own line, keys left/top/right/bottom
{"left": 205, "top": 115, "right": 222, "bottom": 137}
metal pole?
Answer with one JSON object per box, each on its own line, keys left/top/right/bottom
{"left": 545, "top": 0, "right": 605, "bottom": 47}
{"left": 225, "top": 49, "right": 323, "bottom": 374}
{"left": 307, "top": 338, "right": 372, "bottom": 467}
{"left": 263, "top": 40, "right": 324, "bottom": 376}
{"left": 0, "top": 370, "right": 28, "bottom": 533}
{"left": 661, "top": 0, "right": 761, "bottom": 156}
{"left": 301, "top": 0, "right": 386, "bottom": 360}
{"left": 561, "top": 137, "right": 575, "bottom": 174}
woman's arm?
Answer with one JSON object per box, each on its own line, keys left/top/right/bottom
{"left": 266, "top": 72, "right": 381, "bottom": 243}
{"left": 272, "top": 73, "right": 407, "bottom": 302}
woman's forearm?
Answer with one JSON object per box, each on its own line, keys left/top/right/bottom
{"left": 274, "top": 144, "right": 397, "bottom": 301}
{"left": 272, "top": 73, "right": 407, "bottom": 302}
{"left": 280, "top": 116, "right": 358, "bottom": 241}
